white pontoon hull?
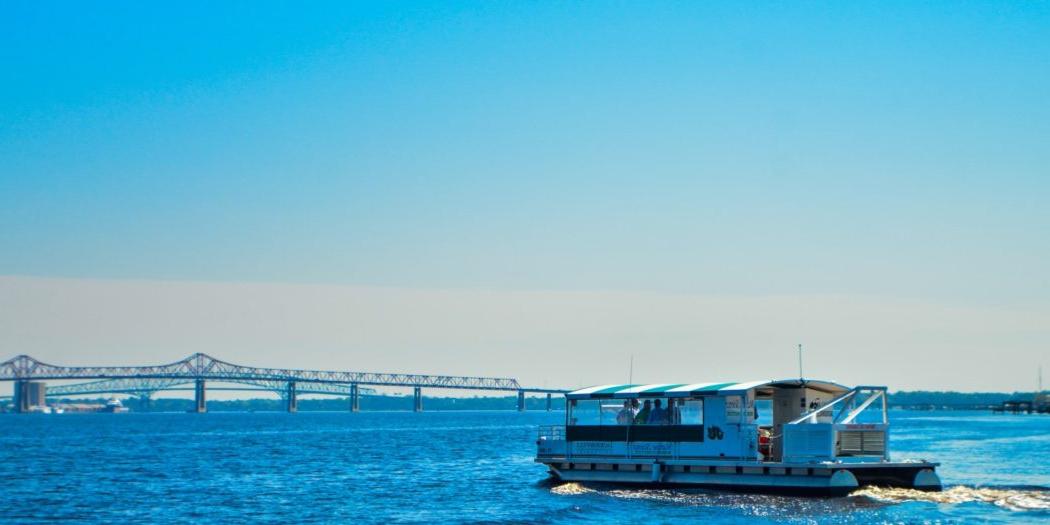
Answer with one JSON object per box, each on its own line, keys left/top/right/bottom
{"left": 537, "top": 457, "right": 941, "bottom": 496}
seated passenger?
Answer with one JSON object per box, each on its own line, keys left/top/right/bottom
{"left": 616, "top": 400, "right": 635, "bottom": 425}
{"left": 647, "top": 399, "right": 667, "bottom": 424}
{"left": 634, "top": 399, "right": 652, "bottom": 424}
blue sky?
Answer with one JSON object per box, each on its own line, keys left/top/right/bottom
{"left": 1, "top": 2, "right": 1048, "bottom": 389}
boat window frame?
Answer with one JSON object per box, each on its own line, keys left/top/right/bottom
{"left": 680, "top": 397, "right": 704, "bottom": 425}
{"left": 566, "top": 396, "right": 706, "bottom": 426}
{"left": 566, "top": 398, "right": 624, "bottom": 426}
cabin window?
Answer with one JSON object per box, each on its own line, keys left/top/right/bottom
{"left": 569, "top": 397, "right": 709, "bottom": 426}
{"left": 564, "top": 396, "right": 707, "bottom": 442}
{"left": 623, "top": 397, "right": 675, "bottom": 425}
{"left": 680, "top": 398, "right": 704, "bottom": 424}
{"left": 567, "top": 399, "right": 621, "bottom": 426}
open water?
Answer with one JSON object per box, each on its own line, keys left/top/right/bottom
{"left": 0, "top": 409, "right": 1047, "bottom": 524}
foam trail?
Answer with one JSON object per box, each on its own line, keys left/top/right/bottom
{"left": 852, "top": 486, "right": 1050, "bottom": 512}
{"left": 550, "top": 482, "right": 596, "bottom": 496}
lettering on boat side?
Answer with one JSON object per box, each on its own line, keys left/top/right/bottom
{"left": 572, "top": 441, "right": 614, "bottom": 455}
{"left": 707, "top": 426, "right": 724, "bottom": 440}
{"left": 629, "top": 442, "right": 672, "bottom": 457}
{"left": 725, "top": 396, "right": 742, "bottom": 419}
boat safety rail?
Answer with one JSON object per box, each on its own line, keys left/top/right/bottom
{"left": 788, "top": 386, "right": 889, "bottom": 425}
{"left": 537, "top": 425, "right": 566, "bottom": 441}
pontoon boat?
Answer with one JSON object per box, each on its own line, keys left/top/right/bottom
{"left": 535, "top": 380, "right": 941, "bottom": 496}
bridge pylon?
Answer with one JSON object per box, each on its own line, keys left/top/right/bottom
{"left": 286, "top": 381, "right": 298, "bottom": 413}
{"left": 193, "top": 379, "right": 207, "bottom": 413}
{"left": 137, "top": 392, "right": 153, "bottom": 412}
{"left": 350, "top": 383, "right": 360, "bottom": 412}
{"left": 413, "top": 387, "right": 422, "bottom": 412}
{"left": 12, "top": 380, "right": 29, "bottom": 413}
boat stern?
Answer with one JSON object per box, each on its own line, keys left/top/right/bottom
{"left": 536, "top": 425, "right": 568, "bottom": 467}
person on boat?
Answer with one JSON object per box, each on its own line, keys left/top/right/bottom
{"left": 634, "top": 399, "right": 652, "bottom": 424}
{"left": 616, "top": 400, "right": 635, "bottom": 425}
{"left": 667, "top": 398, "right": 681, "bottom": 425}
{"left": 647, "top": 399, "right": 667, "bottom": 424}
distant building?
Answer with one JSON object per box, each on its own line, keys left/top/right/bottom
{"left": 1036, "top": 392, "right": 1049, "bottom": 413}
{"left": 26, "top": 382, "right": 47, "bottom": 407}
{"left": 12, "top": 381, "right": 48, "bottom": 411}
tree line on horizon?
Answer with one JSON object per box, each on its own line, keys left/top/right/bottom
{"left": 31, "top": 390, "right": 1039, "bottom": 413}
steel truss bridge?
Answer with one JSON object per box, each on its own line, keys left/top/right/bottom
{"left": 37, "top": 377, "right": 378, "bottom": 402}
{"left": 1, "top": 353, "right": 566, "bottom": 413}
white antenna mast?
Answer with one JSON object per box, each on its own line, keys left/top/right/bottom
{"left": 628, "top": 355, "right": 634, "bottom": 384}
{"left": 798, "top": 343, "right": 804, "bottom": 380}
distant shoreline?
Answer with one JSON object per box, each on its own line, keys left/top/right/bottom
{"left": 5, "top": 390, "right": 1038, "bottom": 413}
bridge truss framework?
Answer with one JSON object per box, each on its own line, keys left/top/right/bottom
{"left": 1, "top": 353, "right": 565, "bottom": 413}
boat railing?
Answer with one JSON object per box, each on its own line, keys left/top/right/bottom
{"left": 788, "top": 386, "right": 888, "bottom": 425}
{"left": 783, "top": 386, "right": 890, "bottom": 461}
{"left": 538, "top": 425, "right": 566, "bottom": 441}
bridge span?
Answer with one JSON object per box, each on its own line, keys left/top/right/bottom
{"left": 0, "top": 353, "right": 566, "bottom": 413}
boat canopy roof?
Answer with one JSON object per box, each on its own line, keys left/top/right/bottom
{"left": 565, "top": 379, "right": 850, "bottom": 400}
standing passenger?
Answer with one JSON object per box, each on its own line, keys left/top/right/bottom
{"left": 647, "top": 399, "right": 667, "bottom": 424}
{"left": 616, "top": 400, "right": 635, "bottom": 425}
{"left": 667, "top": 399, "right": 681, "bottom": 425}
{"left": 634, "top": 400, "right": 652, "bottom": 425}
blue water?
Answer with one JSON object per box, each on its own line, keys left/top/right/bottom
{"left": 0, "top": 410, "right": 1047, "bottom": 524}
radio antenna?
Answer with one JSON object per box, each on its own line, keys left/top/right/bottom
{"left": 628, "top": 355, "right": 634, "bottom": 384}
{"left": 798, "top": 343, "right": 804, "bottom": 380}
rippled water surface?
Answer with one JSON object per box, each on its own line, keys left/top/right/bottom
{"left": 0, "top": 410, "right": 1047, "bottom": 523}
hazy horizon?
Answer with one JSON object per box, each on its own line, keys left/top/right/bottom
{"left": 2, "top": 275, "right": 1045, "bottom": 393}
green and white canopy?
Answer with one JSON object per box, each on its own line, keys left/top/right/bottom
{"left": 565, "top": 379, "right": 849, "bottom": 400}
